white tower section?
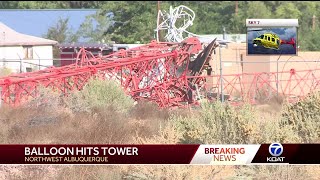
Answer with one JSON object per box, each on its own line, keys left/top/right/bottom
{"left": 156, "top": 5, "right": 196, "bottom": 42}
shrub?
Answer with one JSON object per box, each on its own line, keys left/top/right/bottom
{"left": 169, "top": 102, "right": 261, "bottom": 144}
{"left": 0, "top": 67, "right": 12, "bottom": 77}
{"left": 233, "top": 165, "right": 313, "bottom": 180}
{"left": 24, "top": 78, "right": 135, "bottom": 115}
{"left": 64, "top": 78, "right": 135, "bottom": 114}
{"left": 280, "top": 92, "right": 320, "bottom": 143}
{"left": 2, "top": 76, "right": 320, "bottom": 179}
{"left": 122, "top": 165, "right": 224, "bottom": 180}
{"left": 136, "top": 99, "right": 316, "bottom": 145}
{"left": 26, "top": 85, "right": 63, "bottom": 109}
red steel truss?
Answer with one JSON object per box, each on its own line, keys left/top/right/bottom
{"left": 1, "top": 37, "right": 320, "bottom": 108}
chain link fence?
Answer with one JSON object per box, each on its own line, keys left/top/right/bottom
{"left": 0, "top": 58, "right": 77, "bottom": 73}
{"left": 1, "top": 47, "right": 320, "bottom": 106}
{"left": 207, "top": 44, "right": 320, "bottom": 104}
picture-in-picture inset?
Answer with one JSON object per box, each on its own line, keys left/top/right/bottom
{"left": 246, "top": 19, "right": 298, "bottom": 55}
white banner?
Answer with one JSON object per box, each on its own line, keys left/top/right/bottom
{"left": 246, "top": 19, "right": 299, "bottom": 27}
{"left": 190, "top": 145, "right": 260, "bottom": 165}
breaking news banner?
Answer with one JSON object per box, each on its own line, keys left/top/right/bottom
{"left": 0, "top": 144, "right": 320, "bottom": 165}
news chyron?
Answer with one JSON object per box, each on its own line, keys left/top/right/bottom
{"left": 246, "top": 19, "right": 298, "bottom": 55}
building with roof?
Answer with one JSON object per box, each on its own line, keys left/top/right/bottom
{"left": 58, "top": 42, "right": 144, "bottom": 66}
{"left": 58, "top": 42, "right": 112, "bottom": 66}
{"left": 197, "top": 34, "right": 247, "bottom": 44}
{"left": 0, "top": 22, "right": 57, "bottom": 73}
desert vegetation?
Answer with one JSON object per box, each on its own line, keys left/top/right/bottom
{"left": 0, "top": 68, "right": 12, "bottom": 77}
{"left": 0, "top": 78, "right": 320, "bottom": 179}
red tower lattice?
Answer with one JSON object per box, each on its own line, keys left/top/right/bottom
{"left": 1, "top": 37, "right": 320, "bottom": 108}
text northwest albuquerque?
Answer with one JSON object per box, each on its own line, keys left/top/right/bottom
{"left": 25, "top": 146, "right": 138, "bottom": 163}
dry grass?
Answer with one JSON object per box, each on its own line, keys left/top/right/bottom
{"left": 1, "top": 165, "right": 319, "bottom": 180}
{"left": 0, "top": 67, "right": 12, "bottom": 77}
{"left": 0, "top": 78, "right": 320, "bottom": 179}
{"left": 232, "top": 165, "right": 320, "bottom": 180}
{"left": 121, "top": 165, "right": 227, "bottom": 179}
{"left": 0, "top": 103, "right": 168, "bottom": 145}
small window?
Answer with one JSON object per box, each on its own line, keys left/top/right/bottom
{"left": 91, "top": 51, "right": 100, "bottom": 55}
{"left": 62, "top": 48, "right": 75, "bottom": 53}
{"left": 26, "top": 67, "right": 32, "bottom": 72}
{"left": 118, "top": 47, "right": 127, "bottom": 51}
{"left": 272, "top": 38, "right": 275, "bottom": 42}
{"left": 268, "top": 37, "right": 270, "bottom": 41}
{"left": 23, "top": 46, "right": 33, "bottom": 59}
{"left": 102, "top": 49, "right": 112, "bottom": 56}
{"left": 259, "top": 35, "right": 264, "bottom": 39}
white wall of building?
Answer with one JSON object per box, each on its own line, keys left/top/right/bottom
{"left": 112, "top": 44, "right": 145, "bottom": 51}
{"left": 0, "top": 45, "right": 53, "bottom": 73}
{"left": 33, "top": 45, "right": 54, "bottom": 69}
{"left": 0, "top": 46, "right": 23, "bottom": 73}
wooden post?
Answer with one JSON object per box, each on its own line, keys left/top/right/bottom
{"left": 235, "top": 1, "right": 238, "bottom": 16}
{"left": 0, "top": 86, "right": 2, "bottom": 108}
{"left": 312, "top": 15, "right": 316, "bottom": 31}
{"left": 157, "top": 1, "right": 161, "bottom": 41}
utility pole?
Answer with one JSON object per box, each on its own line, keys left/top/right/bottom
{"left": 312, "top": 15, "right": 316, "bottom": 31}
{"left": 276, "top": 57, "right": 279, "bottom": 99}
{"left": 223, "top": 26, "right": 226, "bottom": 40}
{"left": 157, "top": 1, "right": 161, "bottom": 42}
{"left": 157, "top": 1, "right": 160, "bottom": 15}
{"left": 235, "top": 1, "right": 238, "bottom": 16}
{"left": 219, "top": 45, "right": 224, "bottom": 103}
{"left": 0, "top": 87, "right": 2, "bottom": 108}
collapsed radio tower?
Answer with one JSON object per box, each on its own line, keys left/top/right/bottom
{"left": 0, "top": 37, "right": 217, "bottom": 108}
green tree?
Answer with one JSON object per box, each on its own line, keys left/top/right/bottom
{"left": 16, "top": 1, "right": 68, "bottom": 9}
{"left": 77, "top": 11, "right": 112, "bottom": 43}
{"left": 275, "top": 2, "right": 302, "bottom": 19}
{"left": 295, "top": 2, "right": 317, "bottom": 32}
{"left": 12, "top": 1, "right": 103, "bottom": 9}
{"left": 245, "top": 1, "right": 272, "bottom": 19}
{"left": 98, "top": 1, "right": 159, "bottom": 43}
{"left": 44, "top": 17, "right": 79, "bottom": 43}
{"left": 300, "top": 28, "right": 320, "bottom": 51}
{"left": 229, "top": 1, "right": 249, "bottom": 34}
{"left": 0, "top": 1, "right": 18, "bottom": 8}
{"left": 43, "top": 17, "right": 79, "bottom": 61}
{"left": 186, "top": 2, "right": 222, "bottom": 34}
{"left": 4, "top": 1, "right": 320, "bottom": 51}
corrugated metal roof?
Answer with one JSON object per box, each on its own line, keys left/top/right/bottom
{"left": 0, "top": 22, "right": 57, "bottom": 46}
{"left": 58, "top": 43, "right": 146, "bottom": 50}
{"left": 197, "top": 34, "right": 247, "bottom": 44}
{"left": 58, "top": 42, "right": 112, "bottom": 49}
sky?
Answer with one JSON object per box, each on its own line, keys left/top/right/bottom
{"left": 0, "top": 10, "right": 97, "bottom": 38}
